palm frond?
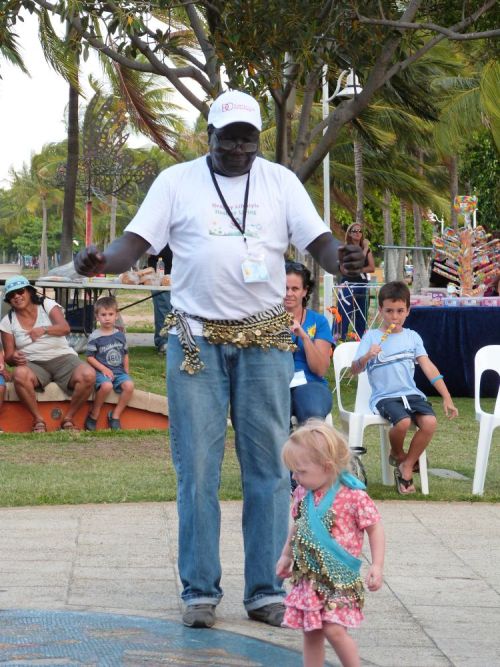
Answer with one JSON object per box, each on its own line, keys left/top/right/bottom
{"left": 38, "top": 9, "right": 81, "bottom": 93}
{"left": 108, "top": 62, "right": 183, "bottom": 160}
{"left": 480, "top": 60, "right": 500, "bottom": 151}
{"left": 0, "top": 24, "right": 29, "bottom": 75}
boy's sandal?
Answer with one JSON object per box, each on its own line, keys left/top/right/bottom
{"left": 394, "top": 467, "right": 416, "bottom": 495}
{"left": 32, "top": 420, "right": 47, "bottom": 433}
{"left": 84, "top": 415, "right": 98, "bottom": 432}
{"left": 61, "top": 418, "right": 79, "bottom": 432}
{"left": 389, "top": 454, "right": 423, "bottom": 474}
{"left": 107, "top": 411, "right": 121, "bottom": 430}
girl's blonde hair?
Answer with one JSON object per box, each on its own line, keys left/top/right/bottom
{"left": 282, "top": 419, "right": 350, "bottom": 476}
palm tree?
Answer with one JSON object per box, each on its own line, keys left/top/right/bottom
{"left": 431, "top": 44, "right": 499, "bottom": 228}
{"left": 9, "top": 143, "right": 65, "bottom": 274}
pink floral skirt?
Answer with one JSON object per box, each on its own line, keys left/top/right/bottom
{"left": 282, "top": 579, "right": 364, "bottom": 631}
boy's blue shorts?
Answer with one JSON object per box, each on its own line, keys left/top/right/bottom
{"left": 376, "top": 394, "right": 435, "bottom": 425}
{"left": 0, "top": 375, "right": 5, "bottom": 387}
{"left": 95, "top": 371, "right": 132, "bottom": 394}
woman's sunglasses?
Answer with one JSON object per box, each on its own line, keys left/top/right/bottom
{"left": 7, "top": 287, "right": 26, "bottom": 300}
{"left": 350, "top": 228, "right": 362, "bottom": 233}
{"left": 285, "top": 261, "right": 306, "bottom": 271}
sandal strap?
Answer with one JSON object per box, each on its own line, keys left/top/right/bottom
{"left": 61, "top": 419, "right": 78, "bottom": 431}
{"left": 32, "top": 421, "right": 47, "bottom": 432}
{"left": 399, "top": 475, "right": 414, "bottom": 488}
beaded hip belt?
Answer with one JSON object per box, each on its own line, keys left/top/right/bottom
{"left": 161, "top": 304, "right": 295, "bottom": 374}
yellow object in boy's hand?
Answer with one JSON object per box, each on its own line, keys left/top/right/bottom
{"left": 380, "top": 323, "right": 395, "bottom": 343}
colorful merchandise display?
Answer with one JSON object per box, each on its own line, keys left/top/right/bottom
{"left": 453, "top": 195, "right": 478, "bottom": 227}
{"left": 431, "top": 225, "right": 499, "bottom": 298}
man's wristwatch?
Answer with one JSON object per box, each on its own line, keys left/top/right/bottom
{"left": 43, "top": 326, "right": 49, "bottom": 335}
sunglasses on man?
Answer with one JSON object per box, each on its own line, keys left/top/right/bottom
{"left": 214, "top": 135, "right": 258, "bottom": 153}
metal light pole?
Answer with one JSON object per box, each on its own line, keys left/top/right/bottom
{"left": 321, "top": 68, "right": 363, "bottom": 324}
{"left": 322, "top": 64, "right": 332, "bottom": 228}
{"left": 322, "top": 67, "right": 362, "bottom": 227}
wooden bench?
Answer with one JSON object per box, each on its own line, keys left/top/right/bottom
{"left": 1, "top": 382, "right": 168, "bottom": 433}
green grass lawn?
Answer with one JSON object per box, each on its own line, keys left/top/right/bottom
{"left": 0, "top": 346, "right": 498, "bottom": 507}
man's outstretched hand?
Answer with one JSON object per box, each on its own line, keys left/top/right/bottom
{"left": 340, "top": 243, "right": 365, "bottom": 276}
{"left": 74, "top": 245, "right": 106, "bottom": 277}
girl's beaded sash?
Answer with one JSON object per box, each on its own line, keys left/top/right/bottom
{"left": 292, "top": 473, "right": 366, "bottom": 611}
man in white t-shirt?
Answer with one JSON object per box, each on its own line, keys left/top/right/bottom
{"left": 74, "top": 90, "right": 365, "bottom": 629}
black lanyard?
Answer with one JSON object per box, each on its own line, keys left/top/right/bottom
{"left": 207, "top": 156, "right": 250, "bottom": 243}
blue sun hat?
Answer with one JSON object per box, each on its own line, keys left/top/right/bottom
{"left": 3, "top": 275, "right": 31, "bottom": 302}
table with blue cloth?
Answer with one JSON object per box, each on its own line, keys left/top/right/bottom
{"left": 405, "top": 306, "right": 500, "bottom": 398}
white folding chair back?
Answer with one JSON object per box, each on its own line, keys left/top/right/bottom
{"left": 333, "top": 341, "right": 429, "bottom": 493}
{"left": 472, "top": 345, "right": 500, "bottom": 495}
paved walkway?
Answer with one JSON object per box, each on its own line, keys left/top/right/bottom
{"left": 0, "top": 501, "right": 499, "bottom": 666}
{"left": 126, "top": 332, "right": 156, "bottom": 347}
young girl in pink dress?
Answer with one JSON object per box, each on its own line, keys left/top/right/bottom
{"left": 276, "top": 420, "right": 385, "bottom": 667}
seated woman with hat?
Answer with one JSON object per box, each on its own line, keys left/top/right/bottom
{"left": 0, "top": 275, "right": 95, "bottom": 432}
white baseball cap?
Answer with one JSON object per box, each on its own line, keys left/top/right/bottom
{"left": 208, "top": 90, "right": 262, "bottom": 131}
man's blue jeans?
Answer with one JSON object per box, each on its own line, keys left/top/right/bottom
{"left": 167, "top": 334, "right": 294, "bottom": 610}
{"left": 152, "top": 290, "right": 172, "bottom": 350}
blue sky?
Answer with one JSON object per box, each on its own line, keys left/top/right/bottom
{"left": 0, "top": 13, "right": 100, "bottom": 186}
{"left": 0, "top": 12, "right": 196, "bottom": 187}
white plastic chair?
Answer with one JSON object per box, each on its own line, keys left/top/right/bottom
{"left": 472, "top": 345, "right": 500, "bottom": 495}
{"left": 333, "top": 341, "right": 429, "bottom": 494}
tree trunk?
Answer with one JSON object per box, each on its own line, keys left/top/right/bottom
{"left": 353, "top": 138, "right": 364, "bottom": 226}
{"left": 60, "top": 43, "right": 80, "bottom": 264}
{"left": 412, "top": 149, "right": 429, "bottom": 292}
{"left": 284, "top": 55, "right": 297, "bottom": 167}
{"left": 39, "top": 198, "right": 49, "bottom": 276}
{"left": 411, "top": 202, "right": 429, "bottom": 293}
{"left": 449, "top": 154, "right": 459, "bottom": 229}
{"left": 108, "top": 195, "right": 118, "bottom": 246}
{"left": 273, "top": 94, "right": 288, "bottom": 166}
{"left": 397, "top": 200, "right": 407, "bottom": 281}
{"left": 382, "top": 189, "right": 397, "bottom": 282}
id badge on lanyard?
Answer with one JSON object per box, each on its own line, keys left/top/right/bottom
{"left": 241, "top": 253, "right": 270, "bottom": 283}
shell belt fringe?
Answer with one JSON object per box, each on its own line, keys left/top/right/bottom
{"left": 161, "top": 305, "right": 296, "bottom": 374}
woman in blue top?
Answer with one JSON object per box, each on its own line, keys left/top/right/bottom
{"left": 285, "top": 261, "right": 333, "bottom": 423}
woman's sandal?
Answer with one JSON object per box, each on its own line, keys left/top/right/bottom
{"left": 60, "top": 418, "right": 79, "bottom": 432}
{"left": 32, "top": 420, "right": 47, "bottom": 433}
{"left": 394, "top": 467, "right": 416, "bottom": 495}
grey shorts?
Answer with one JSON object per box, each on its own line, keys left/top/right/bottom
{"left": 376, "top": 394, "right": 435, "bottom": 425}
{"left": 28, "top": 354, "right": 84, "bottom": 394}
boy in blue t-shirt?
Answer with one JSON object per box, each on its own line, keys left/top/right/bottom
{"left": 351, "top": 281, "right": 458, "bottom": 494}
{"left": 85, "top": 296, "right": 134, "bottom": 431}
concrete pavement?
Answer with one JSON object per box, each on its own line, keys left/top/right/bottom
{"left": 0, "top": 500, "right": 499, "bottom": 666}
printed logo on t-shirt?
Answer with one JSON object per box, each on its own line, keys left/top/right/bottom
{"left": 105, "top": 347, "right": 123, "bottom": 367}
{"left": 306, "top": 324, "right": 317, "bottom": 338}
{"left": 209, "top": 202, "right": 261, "bottom": 237}
{"left": 370, "top": 350, "right": 415, "bottom": 369}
